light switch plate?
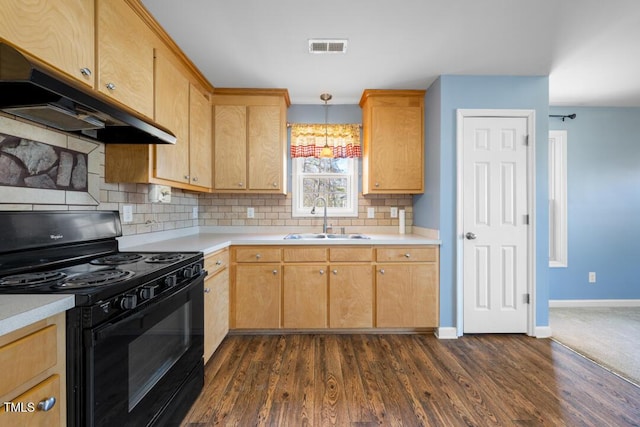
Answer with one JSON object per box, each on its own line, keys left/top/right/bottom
{"left": 367, "top": 207, "right": 375, "bottom": 218}
{"left": 390, "top": 207, "right": 398, "bottom": 218}
{"left": 192, "top": 207, "right": 198, "bottom": 219}
{"left": 247, "top": 207, "right": 255, "bottom": 218}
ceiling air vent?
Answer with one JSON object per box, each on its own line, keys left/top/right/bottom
{"left": 308, "top": 39, "right": 348, "bottom": 54}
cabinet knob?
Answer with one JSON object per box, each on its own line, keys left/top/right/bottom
{"left": 204, "top": 288, "right": 211, "bottom": 293}
{"left": 319, "top": 269, "right": 325, "bottom": 275}
{"left": 192, "top": 176, "right": 198, "bottom": 182}
{"left": 216, "top": 260, "right": 222, "bottom": 266}
{"left": 238, "top": 182, "right": 244, "bottom": 187}
{"left": 37, "top": 396, "right": 56, "bottom": 412}
{"left": 80, "top": 67, "right": 92, "bottom": 77}
{"left": 272, "top": 269, "right": 278, "bottom": 275}
{"left": 184, "top": 175, "right": 190, "bottom": 180}
{"left": 375, "top": 182, "right": 380, "bottom": 187}
{"left": 379, "top": 269, "right": 385, "bottom": 275}
{"left": 256, "top": 254, "right": 261, "bottom": 259}
{"left": 332, "top": 269, "right": 338, "bottom": 275}
{"left": 272, "top": 182, "right": 277, "bottom": 187}
{"left": 404, "top": 253, "right": 411, "bottom": 258}
{"left": 105, "top": 82, "right": 116, "bottom": 91}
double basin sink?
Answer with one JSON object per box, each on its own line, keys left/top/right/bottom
{"left": 284, "top": 233, "right": 370, "bottom": 240}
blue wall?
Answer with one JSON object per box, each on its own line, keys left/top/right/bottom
{"left": 549, "top": 106, "right": 640, "bottom": 300}
{"left": 414, "top": 75, "right": 550, "bottom": 332}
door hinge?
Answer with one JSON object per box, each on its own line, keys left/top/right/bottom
{"left": 525, "top": 293, "right": 531, "bottom": 304}
{"left": 524, "top": 135, "right": 529, "bottom": 146}
{"left": 524, "top": 214, "right": 529, "bottom": 225}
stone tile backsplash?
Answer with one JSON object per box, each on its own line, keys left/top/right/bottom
{"left": 0, "top": 115, "right": 413, "bottom": 236}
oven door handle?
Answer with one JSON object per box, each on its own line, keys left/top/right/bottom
{"left": 88, "top": 273, "right": 205, "bottom": 346}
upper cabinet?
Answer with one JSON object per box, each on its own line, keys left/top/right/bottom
{"left": 0, "top": 0, "right": 95, "bottom": 87}
{"left": 97, "top": 0, "right": 156, "bottom": 118}
{"left": 212, "top": 89, "right": 290, "bottom": 194}
{"left": 359, "top": 89, "right": 426, "bottom": 194}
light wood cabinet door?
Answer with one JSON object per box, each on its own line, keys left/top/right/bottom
{"left": 154, "top": 51, "right": 190, "bottom": 183}
{"left": 204, "top": 268, "right": 229, "bottom": 363}
{"left": 283, "top": 265, "right": 328, "bottom": 328}
{"left": 233, "top": 264, "right": 281, "bottom": 329}
{"left": 248, "top": 105, "right": 282, "bottom": 191}
{"left": 97, "top": 0, "right": 155, "bottom": 118}
{"left": 189, "top": 84, "right": 213, "bottom": 188}
{"left": 360, "top": 90, "right": 425, "bottom": 194}
{"left": 329, "top": 265, "right": 373, "bottom": 328}
{"left": 213, "top": 105, "right": 247, "bottom": 190}
{"left": 376, "top": 263, "right": 438, "bottom": 328}
{"left": 0, "top": 0, "right": 95, "bottom": 87}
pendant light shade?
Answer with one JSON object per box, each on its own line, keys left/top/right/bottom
{"left": 319, "top": 93, "right": 333, "bottom": 158}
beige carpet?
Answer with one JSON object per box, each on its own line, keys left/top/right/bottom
{"left": 550, "top": 307, "right": 640, "bottom": 387}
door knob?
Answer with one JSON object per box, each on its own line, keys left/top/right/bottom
{"left": 465, "top": 232, "right": 477, "bottom": 240}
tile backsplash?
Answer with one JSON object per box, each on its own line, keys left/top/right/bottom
{"left": 0, "top": 114, "right": 412, "bottom": 236}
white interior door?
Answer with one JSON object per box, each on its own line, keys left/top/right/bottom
{"left": 462, "top": 116, "right": 529, "bottom": 333}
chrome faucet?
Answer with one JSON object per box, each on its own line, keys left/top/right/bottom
{"left": 311, "top": 197, "right": 328, "bottom": 234}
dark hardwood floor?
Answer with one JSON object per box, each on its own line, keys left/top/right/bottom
{"left": 182, "top": 334, "right": 640, "bottom": 426}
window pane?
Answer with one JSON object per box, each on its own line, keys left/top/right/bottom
{"left": 302, "top": 177, "right": 348, "bottom": 208}
{"left": 302, "top": 158, "right": 351, "bottom": 173}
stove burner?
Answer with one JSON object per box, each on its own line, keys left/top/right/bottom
{"left": 91, "top": 253, "right": 145, "bottom": 265}
{"left": 145, "top": 253, "right": 185, "bottom": 264}
{"left": 56, "top": 269, "right": 135, "bottom": 289}
{"left": 0, "top": 271, "right": 67, "bottom": 288}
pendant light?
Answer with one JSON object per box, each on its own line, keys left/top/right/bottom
{"left": 319, "top": 93, "right": 333, "bottom": 158}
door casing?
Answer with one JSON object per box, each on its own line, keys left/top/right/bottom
{"left": 455, "top": 109, "right": 536, "bottom": 337}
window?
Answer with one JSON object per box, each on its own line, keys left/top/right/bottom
{"left": 549, "top": 130, "right": 568, "bottom": 267}
{"left": 292, "top": 157, "right": 358, "bottom": 217}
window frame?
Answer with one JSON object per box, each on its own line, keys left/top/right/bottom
{"left": 291, "top": 157, "right": 359, "bottom": 218}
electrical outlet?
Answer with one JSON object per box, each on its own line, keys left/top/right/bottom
{"left": 390, "top": 207, "right": 398, "bottom": 218}
{"left": 367, "top": 207, "right": 375, "bottom": 219}
{"left": 589, "top": 272, "right": 596, "bottom": 283}
{"left": 122, "top": 205, "right": 133, "bottom": 223}
{"left": 192, "top": 207, "right": 198, "bottom": 219}
{"left": 247, "top": 207, "right": 255, "bottom": 218}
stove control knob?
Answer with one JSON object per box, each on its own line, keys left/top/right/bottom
{"left": 119, "top": 293, "right": 137, "bottom": 310}
{"left": 192, "top": 264, "right": 202, "bottom": 275}
{"left": 139, "top": 285, "right": 158, "bottom": 300}
{"left": 165, "top": 274, "right": 177, "bottom": 287}
{"left": 182, "top": 267, "right": 194, "bottom": 279}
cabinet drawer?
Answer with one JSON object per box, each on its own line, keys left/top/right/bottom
{"left": 329, "top": 247, "right": 373, "bottom": 262}
{"left": 0, "top": 374, "right": 60, "bottom": 426}
{"left": 376, "top": 247, "right": 437, "bottom": 263}
{"left": 283, "top": 247, "right": 327, "bottom": 262}
{"left": 205, "top": 249, "right": 229, "bottom": 275}
{"left": 0, "top": 325, "right": 57, "bottom": 397}
{"left": 234, "top": 247, "right": 281, "bottom": 263}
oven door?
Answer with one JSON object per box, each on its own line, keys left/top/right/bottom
{"left": 88, "top": 275, "right": 204, "bottom": 427}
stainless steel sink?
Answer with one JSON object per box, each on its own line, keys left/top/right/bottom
{"left": 284, "top": 233, "right": 370, "bottom": 240}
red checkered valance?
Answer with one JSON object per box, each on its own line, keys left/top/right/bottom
{"left": 290, "top": 123, "right": 361, "bottom": 158}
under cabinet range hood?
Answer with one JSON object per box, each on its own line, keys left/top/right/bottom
{"left": 0, "top": 42, "right": 176, "bottom": 144}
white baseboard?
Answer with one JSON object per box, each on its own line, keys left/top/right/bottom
{"left": 435, "top": 327, "right": 458, "bottom": 339}
{"left": 549, "top": 299, "right": 640, "bottom": 308}
{"left": 534, "top": 326, "right": 552, "bottom": 338}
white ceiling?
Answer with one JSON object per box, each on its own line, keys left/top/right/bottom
{"left": 141, "top": 0, "right": 640, "bottom": 106}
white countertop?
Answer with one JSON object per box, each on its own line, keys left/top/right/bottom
{"left": 122, "top": 232, "right": 441, "bottom": 255}
{"left": 0, "top": 294, "right": 74, "bottom": 336}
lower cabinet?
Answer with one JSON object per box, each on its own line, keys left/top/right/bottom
{"left": 230, "top": 245, "right": 439, "bottom": 331}
{"left": 0, "top": 312, "right": 66, "bottom": 426}
{"left": 375, "top": 247, "right": 440, "bottom": 328}
{"left": 203, "top": 248, "right": 229, "bottom": 363}
{"left": 283, "top": 265, "right": 327, "bottom": 328}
